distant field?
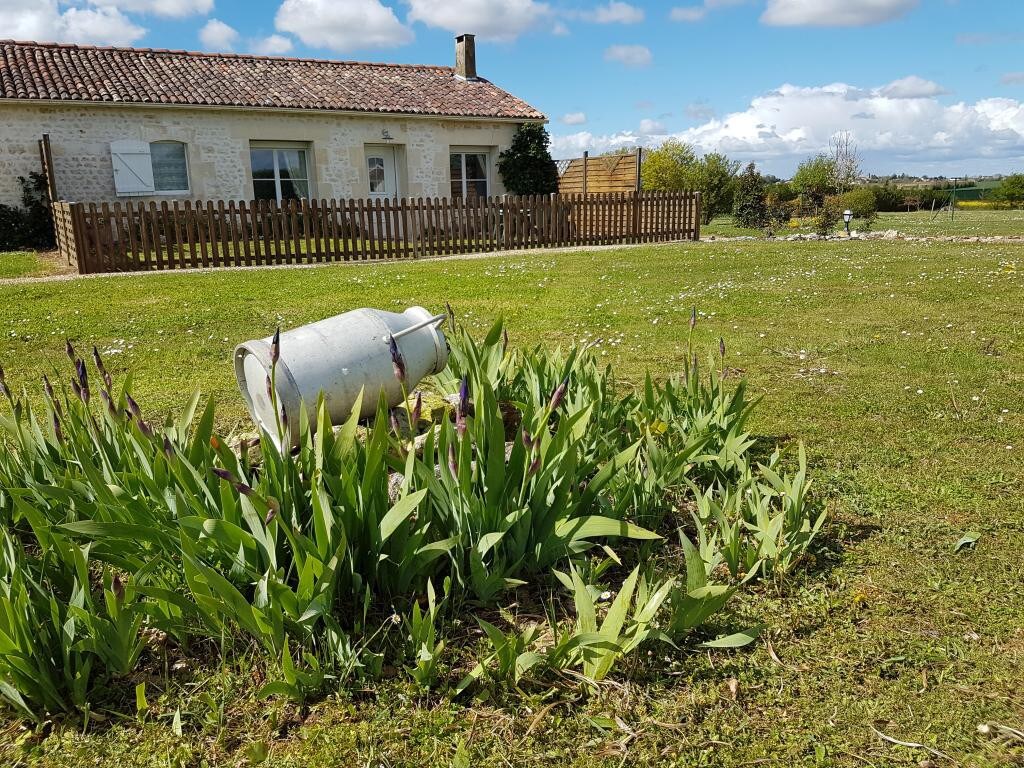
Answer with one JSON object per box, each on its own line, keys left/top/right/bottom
{"left": 703, "top": 208, "right": 1024, "bottom": 239}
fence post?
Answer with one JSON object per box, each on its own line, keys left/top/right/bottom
{"left": 693, "top": 192, "right": 702, "bottom": 241}
{"left": 630, "top": 190, "right": 639, "bottom": 243}
{"left": 582, "top": 151, "right": 588, "bottom": 198}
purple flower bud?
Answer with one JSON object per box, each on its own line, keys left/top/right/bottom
{"left": 690, "top": 306, "right": 697, "bottom": 331}
{"left": 137, "top": 419, "right": 154, "bottom": 439}
{"left": 548, "top": 377, "right": 568, "bottom": 412}
{"left": 235, "top": 481, "right": 254, "bottom": 497}
{"left": 521, "top": 428, "right": 537, "bottom": 452}
{"left": 65, "top": 339, "right": 76, "bottom": 362}
{"left": 456, "top": 377, "right": 469, "bottom": 437}
{"left": 126, "top": 393, "right": 142, "bottom": 419}
{"left": 92, "top": 346, "right": 112, "bottom": 390}
{"left": 388, "top": 335, "right": 406, "bottom": 383}
{"left": 212, "top": 467, "right": 236, "bottom": 484}
{"left": 411, "top": 391, "right": 422, "bottom": 426}
{"left": 265, "top": 375, "right": 274, "bottom": 403}
{"left": 42, "top": 373, "right": 54, "bottom": 401}
{"left": 52, "top": 412, "right": 63, "bottom": 443}
{"left": 527, "top": 454, "right": 541, "bottom": 478}
{"left": 389, "top": 409, "right": 401, "bottom": 436}
{"left": 445, "top": 302, "right": 455, "bottom": 326}
{"left": 447, "top": 442, "right": 458, "bottom": 478}
{"left": 163, "top": 435, "right": 174, "bottom": 458}
{"left": 70, "top": 377, "right": 82, "bottom": 401}
{"left": 100, "top": 389, "right": 117, "bottom": 418}
{"left": 270, "top": 327, "right": 281, "bottom": 365}
{"left": 719, "top": 337, "right": 726, "bottom": 359}
{"left": 502, "top": 328, "right": 509, "bottom": 353}
{"left": 112, "top": 574, "right": 125, "bottom": 603}
{"left": 458, "top": 377, "right": 469, "bottom": 416}
{"left": 0, "top": 369, "right": 8, "bottom": 400}
{"left": 264, "top": 497, "right": 280, "bottom": 525}
{"left": 75, "top": 359, "right": 90, "bottom": 404}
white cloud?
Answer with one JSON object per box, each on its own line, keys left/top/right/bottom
{"left": 762, "top": 0, "right": 918, "bottom": 27}
{"left": 1001, "top": 72, "right": 1024, "bottom": 86}
{"left": 90, "top": 0, "right": 213, "bottom": 17}
{"left": 670, "top": 6, "right": 706, "bottom": 22}
{"left": 670, "top": 0, "right": 746, "bottom": 23}
{"left": 406, "top": 0, "right": 549, "bottom": 41}
{"left": 552, "top": 77, "right": 1024, "bottom": 175}
{"left": 1, "top": 0, "right": 146, "bottom": 45}
{"left": 591, "top": 2, "right": 643, "bottom": 24}
{"left": 685, "top": 101, "right": 716, "bottom": 121}
{"left": 250, "top": 34, "right": 294, "bottom": 55}
{"left": 877, "top": 75, "right": 949, "bottom": 99}
{"left": 199, "top": 18, "right": 239, "bottom": 51}
{"left": 561, "top": 112, "right": 587, "bottom": 125}
{"left": 603, "top": 44, "right": 651, "bottom": 67}
{"left": 276, "top": 0, "right": 413, "bottom": 51}
{"left": 639, "top": 118, "right": 665, "bottom": 133}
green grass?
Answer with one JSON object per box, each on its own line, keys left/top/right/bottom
{"left": 0, "top": 240, "right": 1022, "bottom": 766}
{"left": 0, "top": 251, "right": 56, "bottom": 280}
{"left": 702, "top": 208, "right": 1024, "bottom": 239}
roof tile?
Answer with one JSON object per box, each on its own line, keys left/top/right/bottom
{"left": 0, "top": 40, "right": 545, "bottom": 121}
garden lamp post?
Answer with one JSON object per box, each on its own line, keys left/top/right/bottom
{"left": 843, "top": 209, "right": 853, "bottom": 237}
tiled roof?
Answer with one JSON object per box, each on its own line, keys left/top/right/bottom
{"left": 0, "top": 40, "right": 545, "bottom": 120}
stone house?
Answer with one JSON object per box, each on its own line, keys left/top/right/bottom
{"left": 0, "top": 35, "right": 544, "bottom": 209}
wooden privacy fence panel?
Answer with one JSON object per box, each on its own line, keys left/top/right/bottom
{"left": 557, "top": 152, "right": 640, "bottom": 195}
{"left": 55, "top": 191, "right": 700, "bottom": 274}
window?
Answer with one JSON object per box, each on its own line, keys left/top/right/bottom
{"left": 250, "top": 146, "right": 311, "bottom": 201}
{"left": 450, "top": 151, "right": 488, "bottom": 200}
{"left": 151, "top": 142, "right": 189, "bottom": 192}
{"left": 109, "top": 139, "right": 190, "bottom": 196}
{"left": 368, "top": 156, "right": 386, "bottom": 194}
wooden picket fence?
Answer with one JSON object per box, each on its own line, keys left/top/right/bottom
{"left": 53, "top": 191, "right": 701, "bottom": 274}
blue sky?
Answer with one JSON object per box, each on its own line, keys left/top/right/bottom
{"left": 7, "top": 0, "right": 1024, "bottom": 175}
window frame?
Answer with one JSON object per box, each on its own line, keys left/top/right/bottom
{"left": 149, "top": 140, "right": 191, "bottom": 196}
{"left": 449, "top": 149, "right": 490, "bottom": 200}
{"left": 249, "top": 142, "right": 314, "bottom": 202}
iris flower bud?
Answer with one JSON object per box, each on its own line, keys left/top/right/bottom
{"left": 270, "top": 327, "right": 281, "bottom": 365}
{"left": 388, "top": 335, "right": 406, "bottom": 383}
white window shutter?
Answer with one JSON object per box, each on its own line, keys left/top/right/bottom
{"left": 110, "top": 140, "right": 154, "bottom": 195}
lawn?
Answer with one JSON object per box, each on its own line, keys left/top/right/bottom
{"left": 0, "top": 239, "right": 1021, "bottom": 766}
{"left": 0, "top": 251, "right": 58, "bottom": 280}
{"left": 702, "top": 208, "right": 1024, "bottom": 239}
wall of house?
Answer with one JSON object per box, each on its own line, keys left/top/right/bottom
{"left": 0, "top": 101, "right": 523, "bottom": 207}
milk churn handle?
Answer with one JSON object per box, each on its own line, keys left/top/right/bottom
{"left": 387, "top": 313, "right": 447, "bottom": 342}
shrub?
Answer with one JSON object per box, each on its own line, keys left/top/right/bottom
{"left": 993, "top": 173, "right": 1024, "bottom": 208}
{"left": 838, "top": 187, "right": 878, "bottom": 230}
{"left": 0, "top": 174, "right": 54, "bottom": 251}
{"left": 732, "top": 163, "right": 768, "bottom": 230}
{"left": 813, "top": 196, "right": 842, "bottom": 236}
{"left": 497, "top": 124, "right": 559, "bottom": 195}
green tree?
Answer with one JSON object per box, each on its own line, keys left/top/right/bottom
{"left": 497, "top": 124, "right": 559, "bottom": 195}
{"left": 640, "top": 139, "right": 696, "bottom": 192}
{"left": 732, "top": 163, "right": 768, "bottom": 230}
{"left": 792, "top": 155, "right": 837, "bottom": 208}
{"left": 690, "top": 152, "right": 740, "bottom": 224}
{"left": 993, "top": 173, "right": 1024, "bottom": 208}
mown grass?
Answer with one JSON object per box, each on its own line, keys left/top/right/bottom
{"left": 702, "top": 208, "right": 1024, "bottom": 239}
{"left": 0, "top": 251, "right": 57, "bottom": 280}
{"left": 0, "top": 239, "right": 1022, "bottom": 766}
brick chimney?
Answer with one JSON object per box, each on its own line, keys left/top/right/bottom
{"left": 455, "top": 34, "right": 477, "bottom": 80}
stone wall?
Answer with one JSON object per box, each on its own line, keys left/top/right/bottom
{"left": 0, "top": 101, "right": 522, "bottom": 207}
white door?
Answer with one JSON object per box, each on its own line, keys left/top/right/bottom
{"left": 367, "top": 146, "right": 399, "bottom": 200}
